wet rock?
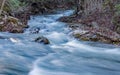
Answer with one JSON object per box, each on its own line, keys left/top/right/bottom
{"left": 0, "top": 36, "right": 6, "bottom": 39}
{"left": 68, "top": 23, "right": 81, "bottom": 29}
{"left": 10, "top": 27, "right": 24, "bottom": 33}
{"left": 35, "top": 36, "right": 50, "bottom": 44}
{"left": 73, "top": 30, "right": 120, "bottom": 45}
{"left": 66, "top": 22, "right": 120, "bottom": 45}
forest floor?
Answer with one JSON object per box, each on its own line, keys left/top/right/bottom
{"left": 59, "top": 11, "right": 120, "bottom": 45}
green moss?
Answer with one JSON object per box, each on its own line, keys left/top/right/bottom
{"left": 80, "top": 37, "right": 90, "bottom": 41}
{"left": 74, "top": 33, "right": 81, "bottom": 38}
{"left": 115, "top": 4, "right": 120, "bottom": 14}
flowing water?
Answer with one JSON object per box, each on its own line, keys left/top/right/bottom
{"left": 0, "top": 10, "right": 120, "bottom": 75}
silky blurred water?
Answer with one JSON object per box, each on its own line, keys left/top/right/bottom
{"left": 0, "top": 10, "right": 120, "bottom": 75}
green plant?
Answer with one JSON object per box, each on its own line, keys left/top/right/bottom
{"left": 6, "top": 0, "right": 21, "bottom": 11}
{"left": 115, "top": 4, "right": 120, "bottom": 14}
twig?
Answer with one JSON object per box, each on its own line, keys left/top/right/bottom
{"left": 0, "top": 0, "right": 6, "bottom": 16}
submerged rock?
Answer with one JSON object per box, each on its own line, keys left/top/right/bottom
{"left": 0, "top": 36, "right": 7, "bottom": 39}
{"left": 35, "top": 36, "right": 50, "bottom": 44}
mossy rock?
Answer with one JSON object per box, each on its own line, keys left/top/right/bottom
{"left": 89, "top": 37, "right": 99, "bottom": 42}
{"left": 74, "top": 33, "right": 81, "bottom": 38}
{"left": 80, "top": 37, "right": 90, "bottom": 41}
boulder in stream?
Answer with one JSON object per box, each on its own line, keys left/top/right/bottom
{"left": 34, "top": 36, "right": 50, "bottom": 44}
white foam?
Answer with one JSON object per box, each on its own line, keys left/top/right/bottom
{"left": 9, "top": 38, "right": 21, "bottom": 43}
{"left": 46, "top": 32, "right": 68, "bottom": 44}
{"left": 50, "top": 59, "right": 64, "bottom": 67}
{"left": 29, "top": 67, "right": 76, "bottom": 75}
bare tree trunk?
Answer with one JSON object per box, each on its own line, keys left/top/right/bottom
{"left": 75, "top": 0, "right": 85, "bottom": 17}
{"left": 0, "top": 0, "right": 6, "bottom": 16}
{"left": 75, "top": 0, "right": 106, "bottom": 16}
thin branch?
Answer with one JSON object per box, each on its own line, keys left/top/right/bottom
{"left": 0, "top": 0, "right": 6, "bottom": 16}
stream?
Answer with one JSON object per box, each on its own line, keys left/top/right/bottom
{"left": 0, "top": 10, "right": 120, "bottom": 75}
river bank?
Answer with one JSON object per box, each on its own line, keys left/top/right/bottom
{"left": 59, "top": 10, "right": 120, "bottom": 45}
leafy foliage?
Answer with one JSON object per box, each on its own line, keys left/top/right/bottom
{"left": 115, "top": 4, "right": 120, "bottom": 14}
{"left": 0, "top": 0, "right": 27, "bottom": 13}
